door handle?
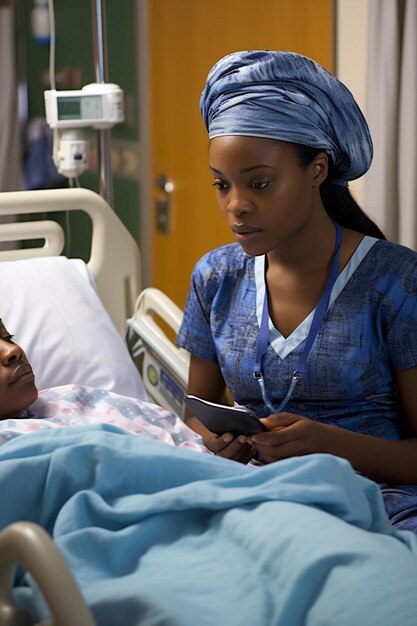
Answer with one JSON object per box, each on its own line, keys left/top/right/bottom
{"left": 155, "top": 174, "right": 174, "bottom": 194}
{"left": 155, "top": 174, "right": 174, "bottom": 234}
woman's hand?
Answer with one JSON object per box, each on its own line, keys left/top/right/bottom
{"left": 206, "top": 432, "right": 255, "bottom": 464}
{"left": 250, "top": 412, "right": 331, "bottom": 463}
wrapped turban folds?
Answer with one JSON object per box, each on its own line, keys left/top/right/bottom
{"left": 200, "top": 50, "right": 373, "bottom": 185}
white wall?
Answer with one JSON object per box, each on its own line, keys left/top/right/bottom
{"left": 335, "top": 0, "right": 369, "bottom": 207}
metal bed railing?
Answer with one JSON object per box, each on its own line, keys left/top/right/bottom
{"left": 0, "top": 521, "right": 95, "bottom": 626}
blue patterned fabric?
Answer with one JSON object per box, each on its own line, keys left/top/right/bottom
{"left": 178, "top": 239, "right": 417, "bottom": 431}
{"left": 380, "top": 485, "right": 417, "bottom": 533}
{"left": 177, "top": 238, "right": 417, "bottom": 531}
{"left": 200, "top": 50, "right": 373, "bottom": 184}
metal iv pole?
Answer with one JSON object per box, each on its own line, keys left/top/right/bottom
{"left": 91, "top": 0, "right": 113, "bottom": 206}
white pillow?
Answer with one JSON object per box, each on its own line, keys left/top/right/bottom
{"left": 0, "top": 256, "right": 148, "bottom": 400}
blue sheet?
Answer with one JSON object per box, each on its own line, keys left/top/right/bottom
{"left": 1, "top": 424, "right": 417, "bottom": 625}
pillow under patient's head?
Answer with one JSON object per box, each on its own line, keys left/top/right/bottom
{"left": 0, "top": 256, "right": 147, "bottom": 400}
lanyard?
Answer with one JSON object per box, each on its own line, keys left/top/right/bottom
{"left": 253, "top": 222, "right": 342, "bottom": 414}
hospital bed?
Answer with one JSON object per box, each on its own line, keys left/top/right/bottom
{"left": 0, "top": 188, "right": 417, "bottom": 626}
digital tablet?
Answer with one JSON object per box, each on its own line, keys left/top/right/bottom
{"left": 184, "top": 394, "right": 267, "bottom": 436}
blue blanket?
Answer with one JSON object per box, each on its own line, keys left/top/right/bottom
{"left": 1, "top": 424, "right": 417, "bottom": 625}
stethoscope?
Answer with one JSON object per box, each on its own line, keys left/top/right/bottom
{"left": 253, "top": 222, "right": 342, "bottom": 415}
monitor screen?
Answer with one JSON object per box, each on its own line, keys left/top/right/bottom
{"left": 57, "top": 97, "right": 81, "bottom": 120}
{"left": 57, "top": 95, "right": 103, "bottom": 121}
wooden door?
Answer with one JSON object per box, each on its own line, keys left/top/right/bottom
{"left": 148, "top": 0, "right": 334, "bottom": 308}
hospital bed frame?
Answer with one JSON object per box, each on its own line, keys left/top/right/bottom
{"left": 0, "top": 187, "right": 140, "bottom": 335}
{"left": 0, "top": 187, "right": 189, "bottom": 411}
{"left": 126, "top": 288, "right": 189, "bottom": 417}
{"left": 0, "top": 187, "right": 189, "bottom": 625}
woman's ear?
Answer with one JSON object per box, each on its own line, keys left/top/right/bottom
{"left": 311, "top": 152, "right": 329, "bottom": 186}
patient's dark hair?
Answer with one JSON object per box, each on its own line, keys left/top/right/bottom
{"left": 294, "top": 144, "right": 386, "bottom": 240}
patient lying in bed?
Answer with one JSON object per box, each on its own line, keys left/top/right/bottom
{"left": 0, "top": 318, "right": 207, "bottom": 454}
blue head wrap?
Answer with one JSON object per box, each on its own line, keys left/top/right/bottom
{"left": 200, "top": 50, "right": 373, "bottom": 184}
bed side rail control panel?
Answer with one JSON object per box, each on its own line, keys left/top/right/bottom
{"left": 126, "top": 288, "right": 190, "bottom": 417}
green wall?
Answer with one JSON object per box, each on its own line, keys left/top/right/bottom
{"left": 23, "top": 0, "right": 141, "bottom": 260}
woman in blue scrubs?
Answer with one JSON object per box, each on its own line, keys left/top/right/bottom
{"left": 177, "top": 50, "right": 417, "bottom": 532}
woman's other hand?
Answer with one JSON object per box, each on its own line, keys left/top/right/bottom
{"left": 250, "top": 412, "right": 330, "bottom": 463}
{"left": 206, "top": 432, "right": 255, "bottom": 464}
{"left": 185, "top": 355, "right": 256, "bottom": 462}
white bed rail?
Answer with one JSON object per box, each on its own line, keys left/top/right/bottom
{"left": 0, "top": 521, "right": 95, "bottom": 626}
{"left": 0, "top": 221, "right": 65, "bottom": 259}
{"left": 126, "top": 287, "right": 190, "bottom": 416}
{"left": 0, "top": 188, "right": 141, "bottom": 334}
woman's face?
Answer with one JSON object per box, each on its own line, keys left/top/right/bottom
{"left": 0, "top": 320, "right": 37, "bottom": 418}
{"left": 209, "top": 136, "right": 326, "bottom": 257}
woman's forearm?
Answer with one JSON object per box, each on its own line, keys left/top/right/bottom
{"left": 325, "top": 424, "right": 417, "bottom": 484}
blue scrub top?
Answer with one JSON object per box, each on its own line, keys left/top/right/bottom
{"left": 177, "top": 237, "right": 417, "bottom": 441}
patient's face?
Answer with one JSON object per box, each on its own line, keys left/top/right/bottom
{"left": 0, "top": 320, "right": 38, "bottom": 418}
